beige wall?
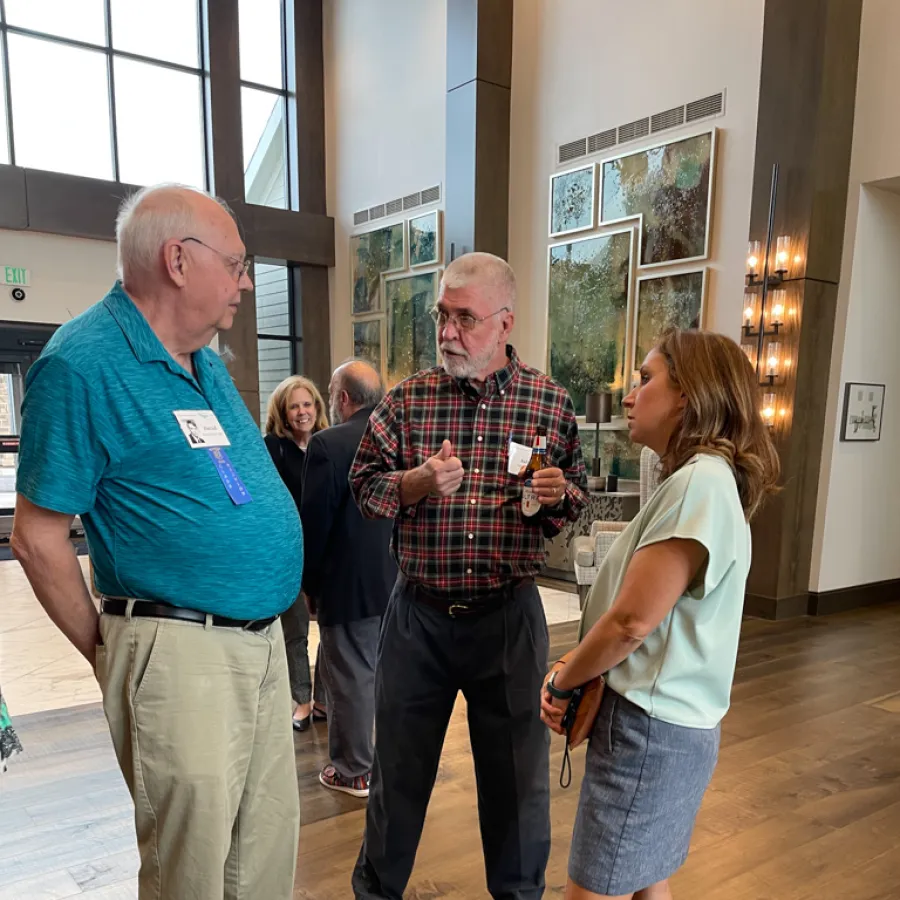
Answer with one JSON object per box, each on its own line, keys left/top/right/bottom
{"left": 324, "top": 0, "right": 447, "bottom": 379}
{"left": 811, "top": 0, "right": 900, "bottom": 593}
{"left": 0, "top": 230, "right": 117, "bottom": 324}
{"left": 507, "top": 0, "right": 765, "bottom": 369}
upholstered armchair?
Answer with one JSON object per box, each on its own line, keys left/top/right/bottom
{"left": 573, "top": 447, "right": 661, "bottom": 606}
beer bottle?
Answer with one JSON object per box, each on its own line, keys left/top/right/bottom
{"left": 521, "top": 426, "right": 548, "bottom": 517}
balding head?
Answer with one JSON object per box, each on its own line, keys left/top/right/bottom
{"left": 329, "top": 359, "right": 384, "bottom": 424}
{"left": 439, "top": 251, "right": 516, "bottom": 310}
{"left": 116, "top": 184, "right": 237, "bottom": 287}
{"left": 114, "top": 184, "right": 253, "bottom": 354}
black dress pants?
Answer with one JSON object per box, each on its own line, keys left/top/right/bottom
{"left": 352, "top": 576, "right": 550, "bottom": 900}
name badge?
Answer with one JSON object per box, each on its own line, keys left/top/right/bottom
{"left": 507, "top": 439, "right": 533, "bottom": 476}
{"left": 208, "top": 448, "right": 253, "bottom": 505}
{"left": 173, "top": 410, "right": 231, "bottom": 448}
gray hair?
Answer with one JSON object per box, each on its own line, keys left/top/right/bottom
{"left": 115, "top": 184, "right": 233, "bottom": 284}
{"left": 439, "top": 251, "right": 517, "bottom": 309}
{"left": 334, "top": 359, "right": 384, "bottom": 409}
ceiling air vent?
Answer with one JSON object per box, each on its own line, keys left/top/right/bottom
{"left": 385, "top": 197, "right": 403, "bottom": 216}
{"left": 651, "top": 105, "right": 686, "bottom": 134}
{"left": 558, "top": 137, "right": 587, "bottom": 164}
{"left": 618, "top": 118, "right": 649, "bottom": 144}
{"left": 353, "top": 209, "right": 369, "bottom": 226}
{"left": 421, "top": 184, "right": 441, "bottom": 205}
{"left": 368, "top": 203, "right": 385, "bottom": 220}
{"left": 588, "top": 128, "right": 617, "bottom": 155}
{"left": 686, "top": 91, "right": 725, "bottom": 123}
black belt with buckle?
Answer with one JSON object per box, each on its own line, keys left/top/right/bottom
{"left": 100, "top": 597, "right": 278, "bottom": 632}
{"left": 410, "top": 578, "right": 534, "bottom": 618}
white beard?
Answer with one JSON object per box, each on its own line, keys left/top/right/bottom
{"left": 440, "top": 336, "right": 501, "bottom": 380}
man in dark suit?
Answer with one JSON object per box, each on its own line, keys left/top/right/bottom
{"left": 301, "top": 360, "right": 396, "bottom": 798}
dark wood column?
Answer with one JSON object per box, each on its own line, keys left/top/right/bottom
{"left": 287, "top": 0, "right": 331, "bottom": 386}
{"left": 745, "top": 0, "right": 864, "bottom": 618}
{"left": 445, "top": 0, "right": 513, "bottom": 260}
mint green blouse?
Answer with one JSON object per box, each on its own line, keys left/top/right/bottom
{"left": 580, "top": 454, "right": 751, "bottom": 729}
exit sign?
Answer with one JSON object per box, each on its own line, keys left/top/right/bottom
{"left": 2, "top": 266, "right": 30, "bottom": 287}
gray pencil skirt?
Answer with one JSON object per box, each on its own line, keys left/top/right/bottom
{"left": 568, "top": 688, "right": 720, "bottom": 896}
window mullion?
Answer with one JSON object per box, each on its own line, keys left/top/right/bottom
{"left": 104, "top": 0, "right": 120, "bottom": 181}
{"left": 0, "top": 11, "right": 16, "bottom": 165}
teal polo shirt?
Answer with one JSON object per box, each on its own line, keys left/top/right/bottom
{"left": 17, "top": 283, "right": 303, "bottom": 620}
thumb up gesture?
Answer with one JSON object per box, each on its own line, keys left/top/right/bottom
{"left": 424, "top": 440, "right": 465, "bottom": 497}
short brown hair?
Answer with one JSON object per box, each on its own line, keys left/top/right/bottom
{"left": 655, "top": 329, "right": 780, "bottom": 520}
{"left": 264, "top": 375, "right": 329, "bottom": 438}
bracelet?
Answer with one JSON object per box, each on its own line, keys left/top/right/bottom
{"left": 545, "top": 669, "right": 574, "bottom": 700}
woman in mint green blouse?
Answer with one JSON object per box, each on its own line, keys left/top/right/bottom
{"left": 541, "top": 329, "right": 779, "bottom": 900}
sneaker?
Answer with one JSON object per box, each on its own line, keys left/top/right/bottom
{"left": 319, "top": 765, "right": 370, "bottom": 798}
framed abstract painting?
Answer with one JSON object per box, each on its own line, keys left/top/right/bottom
{"left": 600, "top": 130, "right": 715, "bottom": 267}
{"left": 350, "top": 222, "right": 406, "bottom": 314}
{"left": 352, "top": 317, "right": 384, "bottom": 373}
{"left": 547, "top": 229, "right": 633, "bottom": 417}
{"left": 384, "top": 270, "right": 441, "bottom": 387}
{"left": 549, "top": 163, "right": 596, "bottom": 238}
{"left": 633, "top": 270, "right": 707, "bottom": 365}
{"left": 408, "top": 210, "right": 442, "bottom": 268}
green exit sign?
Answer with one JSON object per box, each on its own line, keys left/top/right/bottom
{"left": 2, "top": 266, "right": 30, "bottom": 287}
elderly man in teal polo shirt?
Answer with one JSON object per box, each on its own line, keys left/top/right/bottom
{"left": 11, "top": 185, "right": 303, "bottom": 900}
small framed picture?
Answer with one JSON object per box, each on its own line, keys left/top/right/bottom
{"left": 549, "top": 163, "right": 596, "bottom": 238}
{"left": 840, "top": 382, "right": 885, "bottom": 442}
{"left": 408, "top": 210, "right": 442, "bottom": 268}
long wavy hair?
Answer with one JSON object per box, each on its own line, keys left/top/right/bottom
{"left": 654, "top": 329, "right": 780, "bottom": 520}
{"left": 265, "top": 375, "right": 329, "bottom": 439}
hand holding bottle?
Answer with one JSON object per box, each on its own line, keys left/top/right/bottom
{"left": 530, "top": 468, "right": 567, "bottom": 506}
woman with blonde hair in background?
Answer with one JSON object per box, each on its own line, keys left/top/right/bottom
{"left": 265, "top": 375, "right": 329, "bottom": 731}
{"left": 542, "top": 329, "right": 780, "bottom": 900}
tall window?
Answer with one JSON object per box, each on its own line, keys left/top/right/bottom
{"left": 255, "top": 263, "right": 303, "bottom": 425}
{"left": 239, "top": 0, "right": 289, "bottom": 209}
{"left": 0, "top": 0, "right": 206, "bottom": 187}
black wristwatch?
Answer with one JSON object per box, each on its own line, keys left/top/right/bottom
{"left": 546, "top": 669, "right": 574, "bottom": 700}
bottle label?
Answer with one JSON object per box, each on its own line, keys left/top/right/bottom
{"left": 521, "top": 484, "right": 541, "bottom": 517}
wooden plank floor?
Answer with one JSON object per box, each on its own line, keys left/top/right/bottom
{"left": 3, "top": 607, "right": 900, "bottom": 899}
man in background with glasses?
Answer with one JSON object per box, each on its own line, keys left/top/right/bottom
{"left": 350, "top": 251, "right": 588, "bottom": 900}
{"left": 12, "top": 185, "right": 302, "bottom": 900}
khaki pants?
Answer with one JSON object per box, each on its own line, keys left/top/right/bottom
{"left": 97, "top": 609, "right": 300, "bottom": 900}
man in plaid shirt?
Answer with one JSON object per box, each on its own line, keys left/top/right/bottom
{"left": 350, "top": 252, "right": 588, "bottom": 900}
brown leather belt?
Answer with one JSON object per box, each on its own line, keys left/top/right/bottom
{"left": 100, "top": 597, "right": 278, "bottom": 632}
{"left": 409, "top": 578, "right": 534, "bottom": 618}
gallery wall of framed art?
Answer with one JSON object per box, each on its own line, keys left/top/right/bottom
{"left": 546, "top": 129, "right": 716, "bottom": 427}
{"left": 349, "top": 210, "right": 443, "bottom": 388}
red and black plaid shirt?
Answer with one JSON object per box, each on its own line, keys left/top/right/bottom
{"left": 350, "top": 346, "right": 588, "bottom": 598}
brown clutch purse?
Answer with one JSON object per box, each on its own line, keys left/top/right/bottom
{"left": 564, "top": 675, "right": 606, "bottom": 749}
{"left": 551, "top": 666, "right": 605, "bottom": 788}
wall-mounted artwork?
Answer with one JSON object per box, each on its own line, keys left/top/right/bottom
{"left": 350, "top": 222, "right": 406, "bottom": 314}
{"left": 600, "top": 131, "right": 715, "bottom": 267}
{"left": 633, "top": 270, "right": 707, "bottom": 365}
{"left": 841, "top": 382, "right": 885, "bottom": 442}
{"left": 352, "top": 318, "right": 383, "bottom": 372}
{"left": 385, "top": 270, "right": 440, "bottom": 387}
{"left": 549, "top": 163, "right": 596, "bottom": 238}
{"left": 408, "top": 210, "right": 442, "bottom": 268}
{"left": 548, "top": 230, "right": 633, "bottom": 417}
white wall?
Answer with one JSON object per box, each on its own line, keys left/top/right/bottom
{"left": 324, "top": 0, "right": 447, "bottom": 376}
{"left": 508, "top": 0, "right": 765, "bottom": 368}
{"left": 811, "top": 0, "right": 900, "bottom": 593}
{"left": 0, "top": 230, "right": 117, "bottom": 325}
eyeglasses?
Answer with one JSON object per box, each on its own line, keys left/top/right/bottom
{"left": 181, "top": 236, "right": 251, "bottom": 280}
{"left": 428, "top": 306, "right": 510, "bottom": 332}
